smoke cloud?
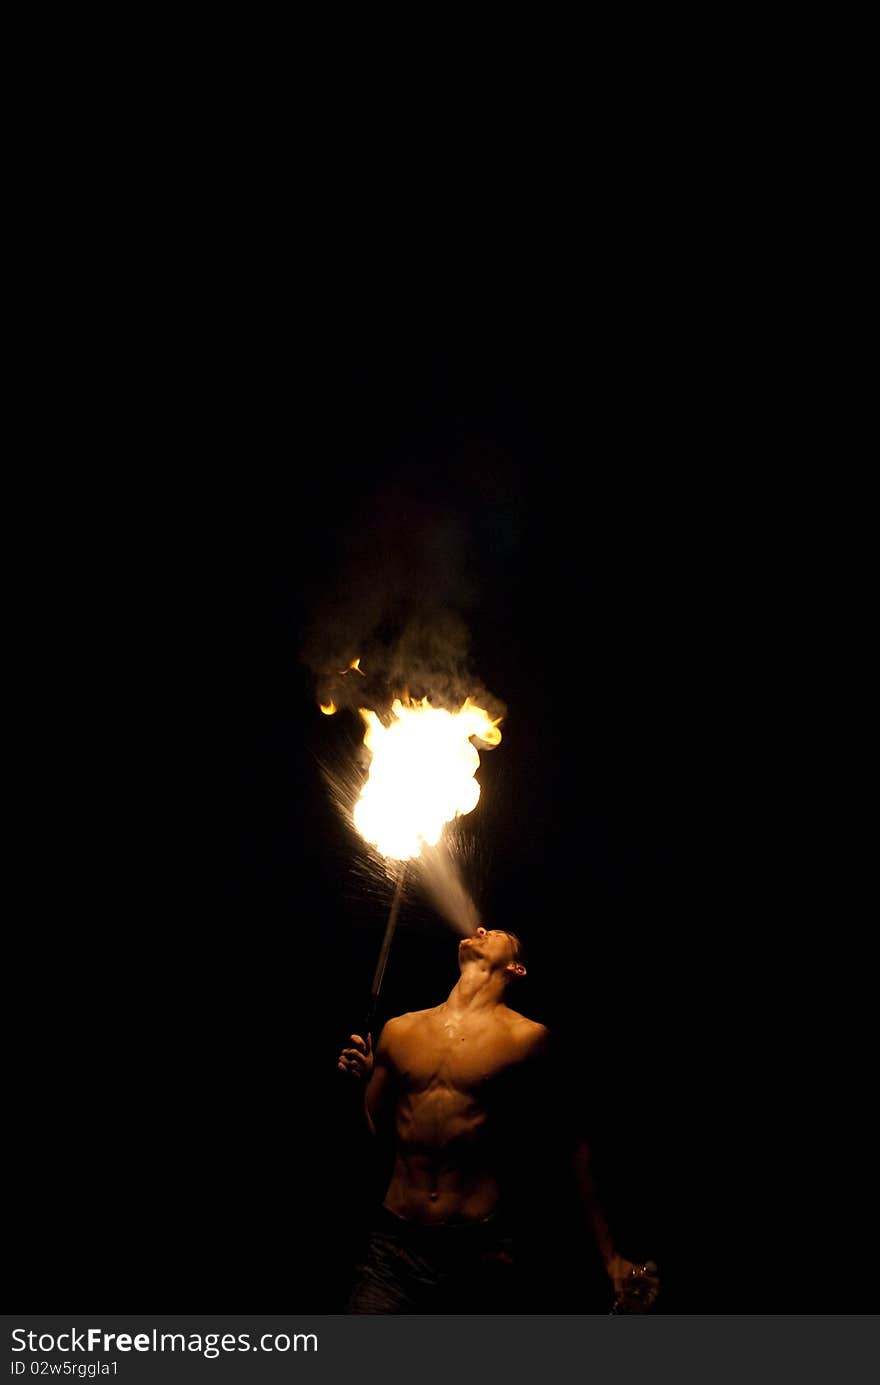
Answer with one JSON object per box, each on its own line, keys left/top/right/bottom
{"left": 301, "top": 485, "right": 505, "bottom": 723}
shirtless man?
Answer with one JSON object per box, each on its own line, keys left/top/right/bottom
{"left": 338, "top": 925, "right": 658, "bottom": 1312}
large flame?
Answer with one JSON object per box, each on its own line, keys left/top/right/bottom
{"left": 353, "top": 697, "right": 502, "bottom": 861}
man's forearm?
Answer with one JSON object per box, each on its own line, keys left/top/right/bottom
{"left": 364, "top": 1095, "right": 377, "bottom": 1137}
{"left": 573, "top": 1139, "right": 615, "bottom": 1264}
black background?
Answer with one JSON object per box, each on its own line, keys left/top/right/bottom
{"left": 10, "top": 304, "right": 858, "bottom": 1314}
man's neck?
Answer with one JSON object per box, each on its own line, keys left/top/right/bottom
{"left": 444, "top": 967, "right": 506, "bottom": 1015}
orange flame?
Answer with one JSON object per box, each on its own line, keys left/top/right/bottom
{"left": 338, "top": 657, "right": 365, "bottom": 676}
{"left": 319, "top": 700, "right": 337, "bottom": 716}
{"left": 353, "top": 696, "right": 502, "bottom": 861}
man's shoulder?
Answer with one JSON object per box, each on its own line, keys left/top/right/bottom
{"left": 501, "top": 1009, "right": 550, "bottom": 1056}
{"left": 387, "top": 1006, "right": 440, "bottom": 1025}
{"left": 380, "top": 1007, "right": 439, "bottom": 1039}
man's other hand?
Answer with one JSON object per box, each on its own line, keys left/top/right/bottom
{"left": 606, "top": 1254, "right": 660, "bottom": 1311}
{"left": 338, "top": 1032, "right": 374, "bottom": 1081}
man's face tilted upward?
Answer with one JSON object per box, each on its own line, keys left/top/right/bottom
{"left": 458, "top": 927, "right": 526, "bottom": 981}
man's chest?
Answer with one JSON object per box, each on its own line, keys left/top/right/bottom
{"left": 392, "top": 1020, "right": 520, "bottom": 1093}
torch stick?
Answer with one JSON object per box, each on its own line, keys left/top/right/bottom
{"left": 364, "top": 862, "right": 407, "bottom": 1039}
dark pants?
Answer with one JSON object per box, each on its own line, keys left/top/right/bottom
{"left": 347, "top": 1205, "right": 520, "bottom": 1314}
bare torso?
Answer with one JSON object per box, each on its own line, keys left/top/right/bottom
{"left": 376, "top": 1002, "right": 547, "bottom": 1224}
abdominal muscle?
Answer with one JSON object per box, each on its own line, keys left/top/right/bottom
{"left": 383, "top": 1081, "right": 502, "bottom": 1224}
